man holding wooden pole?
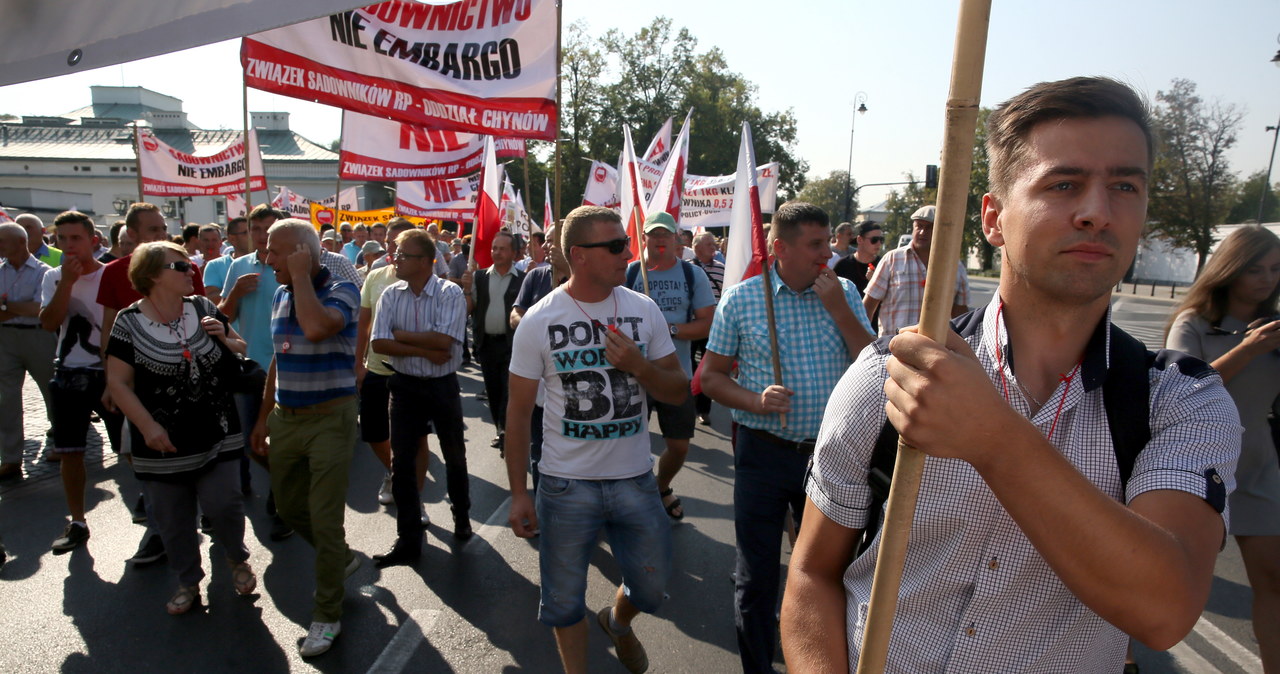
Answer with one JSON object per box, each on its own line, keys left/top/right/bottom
{"left": 701, "top": 201, "right": 874, "bottom": 673}
{"left": 781, "top": 77, "right": 1241, "bottom": 673}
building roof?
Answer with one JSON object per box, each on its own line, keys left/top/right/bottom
{"left": 0, "top": 124, "right": 335, "bottom": 162}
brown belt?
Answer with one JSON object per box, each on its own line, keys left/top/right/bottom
{"left": 275, "top": 394, "right": 356, "bottom": 416}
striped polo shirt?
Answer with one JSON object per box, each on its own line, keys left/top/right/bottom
{"left": 270, "top": 266, "right": 359, "bottom": 407}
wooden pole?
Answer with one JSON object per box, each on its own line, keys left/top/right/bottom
{"left": 333, "top": 110, "right": 345, "bottom": 216}
{"left": 760, "top": 239, "right": 785, "bottom": 428}
{"left": 625, "top": 152, "right": 651, "bottom": 296}
{"left": 521, "top": 148, "right": 535, "bottom": 226}
{"left": 553, "top": 0, "right": 563, "bottom": 221}
{"left": 242, "top": 71, "right": 252, "bottom": 211}
{"left": 855, "top": 0, "right": 992, "bottom": 671}
{"left": 131, "top": 123, "right": 144, "bottom": 202}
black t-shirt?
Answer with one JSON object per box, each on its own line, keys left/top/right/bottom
{"left": 834, "top": 254, "right": 881, "bottom": 331}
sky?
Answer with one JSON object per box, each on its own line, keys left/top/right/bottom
{"left": 1, "top": 0, "right": 1277, "bottom": 210}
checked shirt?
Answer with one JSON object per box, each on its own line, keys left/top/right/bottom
{"left": 806, "top": 296, "right": 1241, "bottom": 673}
{"left": 706, "top": 264, "right": 873, "bottom": 443}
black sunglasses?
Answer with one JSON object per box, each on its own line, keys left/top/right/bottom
{"left": 868, "top": 236, "right": 884, "bottom": 244}
{"left": 575, "top": 237, "right": 631, "bottom": 255}
{"left": 164, "top": 261, "right": 193, "bottom": 272}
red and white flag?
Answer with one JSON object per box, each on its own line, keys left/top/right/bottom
{"left": 645, "top": 110, "right": 691, "bottom": 224}
{"left": 543, "top": 177, "right": 554, "bottom": 230}
{"left": 470, "top": 136, "right": 503, "bottom": 269}
{"left": 0, "top": 211, "right": 12, "bottom": 224}
{"left": 618, "top": 127, "right": 647, "bottom": 262}
{"left": 722, "top": 122, "right": 769, "bottom": 288}
{"left": 643, "top": 116, "right": 674, "bottom": 166}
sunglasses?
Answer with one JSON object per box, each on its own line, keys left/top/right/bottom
{"left": 393, "top": 252, "right": 427, "bottom": 261}
{"left": 868, "top": 237, "right": 884, "bottom": 244}
{"left": 164, "top": 261, "right": 193, "bottom": 272}
{"left": 575, "top": 237, "right": 631, "bottom": 255}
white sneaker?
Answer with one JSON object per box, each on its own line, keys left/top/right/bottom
{"left": 299, "top": 620, "right": 341, "bottom": 657}
{"left": 377, "top": 473, "right": 393, "bottom": 505}
{"left": 420, "top": 504, "right": 430, "bottom": 527}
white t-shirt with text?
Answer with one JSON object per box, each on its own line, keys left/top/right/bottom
{"left": 40, "top": 266, "right": 107, "bottom": 369}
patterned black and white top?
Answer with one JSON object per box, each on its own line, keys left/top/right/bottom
{"left": 806, "top": 295, "right": 1241, "bottom": 673}
{"left": 107, "top": 295, "right": 242, "bottom": 482}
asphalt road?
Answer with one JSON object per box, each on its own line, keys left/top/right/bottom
{"left": 0, "top": 277, "right": 1263, "bottom": 673}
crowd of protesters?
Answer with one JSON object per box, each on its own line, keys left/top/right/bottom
{"left": 0, "top": 76, "right": 1275, "bottom": 674}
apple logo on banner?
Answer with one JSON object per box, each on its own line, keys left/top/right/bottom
{"left": 593, "top": 166, "right": 606, "bottom": 183}
{"left": 316, "top": 209, "right": 334, "bottom": 226}
{"left": 142, "top": 134, "right": 159, "bottom": 152}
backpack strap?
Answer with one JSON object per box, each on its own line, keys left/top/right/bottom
{"left": 1102, "top": 324, "right": 1153, "bottom": 486}
{"left": 625, "top": 261, "right": 640, "bottom": 292}
{"left": 680, "top": 259, "right": 696, "bottom": 322}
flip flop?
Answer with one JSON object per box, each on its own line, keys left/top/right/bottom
{"left": 229, "top": 561, "right": 257, "bottom": 596}
{"left": 166, "top": 585, "right": 201, "bottom": 615}
{"left": 659, "top": 488, "right": 684, "bottom": 521}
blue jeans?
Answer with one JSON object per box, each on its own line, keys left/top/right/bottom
{"left": 530, "top": 405, "right": 544, "bottom": 492}
{"left": 734, "top": 428, "right": 811, "bottom": 674}
{"left": 535, "top": 471, "right": 672, "bottom": 627}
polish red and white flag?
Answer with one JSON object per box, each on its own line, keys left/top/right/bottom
{"left": 618, "top": 127, "right": 647, "bottom": 263}
{"left": 722, "top": 121, "right": 768, "bottom": 288}
{"left": 470, "top": 136, "right": 503, "bottom": 269}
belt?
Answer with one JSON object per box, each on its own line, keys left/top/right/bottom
{"left": 746, "top": 426, "right": 817, "bottom": 455}
{"left": 0, "top": 323, "right": 39, "bottom": 330}
{"left": 275, "top": 394, "right": 356, "bottom": 416}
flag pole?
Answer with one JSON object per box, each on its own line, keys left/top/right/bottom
{"left": 333, "top": 110, "right": 345, "bottom": 218}
{"left": 521, "top": 145, "right": 534, "bottom": 221}
{"left": 626, "top": 156, "right": 651, "bottom": 297}
{"left": 553, "top": 0, "right": 563, "bottom": 221}
{"left": 242, "top": 68, "right": 252, "bottom": 211}
{"left": 131, "top": 123, "right": 144, "bottom": 202}
{"left": 855, "top": 0, "right": 991, "bottom": 670}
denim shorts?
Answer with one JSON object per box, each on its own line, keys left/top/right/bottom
{"left": 535, "top": 471, "right": 672, "bottom": 627}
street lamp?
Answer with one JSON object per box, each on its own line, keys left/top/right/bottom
{"left": 1260, "top": 33, "right": 1280, "bottom": 224}
{"left": 843, "top": 92, "right": 868, "bottom": 223}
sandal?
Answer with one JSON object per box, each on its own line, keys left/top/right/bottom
{"left": 659, "top": 488, "right": 685, "bottom": 521}
{"left": 229, "top": 561, "right": 257, "bottom": 596}
{"left": 166, "top": 585, "right": 201, "bottom": 615}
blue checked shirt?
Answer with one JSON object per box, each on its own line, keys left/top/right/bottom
{"left": 270, "top": 266, "right": 359, "bottom": 408}
{"left": 0, "top": 255, "right": 50, "bottom": 326}
{"left": 706, "top": 264, "right": 873, "bottom": 442}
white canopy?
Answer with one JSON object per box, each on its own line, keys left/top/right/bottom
{"left": 0, "top": 0, "right": 367, "bottom": 88}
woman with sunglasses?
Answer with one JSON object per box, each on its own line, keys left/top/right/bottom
{"left": 1166, "top": 225, "right": 1280, "bottom": 670}
{"left": 106, "top": 241, "right": 255, "bottom": 615}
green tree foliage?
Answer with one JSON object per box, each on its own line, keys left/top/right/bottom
{"left": 880, "top": 174, "right": 935, "bottom": 245}
{"left": 1148, "top": 79, "right": 1243, "bottom": 272}
{"left": 553, "top": 18, "right": 808, "bottom": 217}
{"left": 967, "top": 108, "right": 995, "bottom": 270}
{"left": 795, "top": 170, "right": 853, "bottom": 223}
{"left": 1225, "top": 169, "right": 1280, "bottom": 224}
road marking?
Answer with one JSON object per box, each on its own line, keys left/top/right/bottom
{"left": 366, "top": 608, "right": 440, "bottom": 674}
{"left": 1168, "top": 641, "right": 1224, "bottom": 674}
{"left": 1194, "top": 615, "right": 1263, "bottom": 672}
{"left": 462, "top": 495, "right": 513, "bottom": 556}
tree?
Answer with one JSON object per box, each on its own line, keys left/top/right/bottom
{"left": 966, "top": 108, "right": 996, "bottom": 270}
{"left": 1148, "top": 79, "right": 1243, "bottom": 272}
{"left": 1225, "top": 169, "right": 1279, "bottom": 224}
{"left": 880, "top": 173, "right": 935, "bottom": 245}
{"left": 795, "top": 170, "right": 853, "bottom": 221}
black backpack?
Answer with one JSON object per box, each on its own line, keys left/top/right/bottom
{"left": 856, "top": 306, "right": 1154, "bottom": 556}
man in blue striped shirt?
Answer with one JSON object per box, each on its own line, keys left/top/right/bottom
{"left": 249, "top": 219, "right": 360, "bottom": 659}
{"left": 370, "top": 228, "right": 471, "bottom": 566}
{"left": 702, "top": 201, "right": 874, "bottom": 673}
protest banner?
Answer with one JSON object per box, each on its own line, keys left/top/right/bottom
{"left": 680, "top": 162, "right": 780, "bottom": 228}
{"left": 308, "top": 203, "right": 397, "bottom": 228}
{"left": 138, "top": 128, "right": 266, "bottom": 197}
{"left": 340, "top": 111, "right": 526, "bottom": 181}
{"left": 274, "top": 186, "right": 359, "bottom": 219}
{"left": 395, "top": 175, "right": 479, "bottom": 221}
{"left": 242, "top": 0, "right": 558, "bottom": 140}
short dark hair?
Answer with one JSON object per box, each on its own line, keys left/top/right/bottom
{"left": 182, "top": 224, "right": 201, "bottom": 242}
{"left": 386, "top": 217, "right": 415, "bottom": 235}
{"left": 226, "top": 217, "right": 247, "bottom": 234}
{"left": 248, "top": 204, "right": 283, "bottom": 222}
{"left": 53, "top": 210, "right": 96, "bottom": 236}
{"left": 561, "top": 205, "right": 621, "bottom": 253}
{"left": 856, "top": 221, "right": 882, "bottom": 238}
{"left": 529, "top": 231, "right": 545, "bottom": 246}
{"left": 124, "top": 202, "right": 160, "bottom": 231}
{"left": 987, "top": 76, "right": 1152, "bottom": 196}
{"left": 770, "top": 202, "right": 829, "bottom": 245}
{"left": 109, "top": 220, "right": 127, "bottom": 246}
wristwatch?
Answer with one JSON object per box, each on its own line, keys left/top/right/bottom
{"left": 669, "top": 323, "right": 679, "bottom": 337}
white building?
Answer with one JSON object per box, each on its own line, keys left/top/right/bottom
{"left": 0, "top": 86, "right": 348, "bottom": 233}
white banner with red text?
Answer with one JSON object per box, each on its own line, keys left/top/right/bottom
{"left": 138, "top": 128, "right": 266, "bottom": 197}
{"left": 340, "top": 111, "right": 525, "bottom": 181}
{"left": 395, "top": 176, "right": 480, "bottom": 221}
{"left": 582, "top": 160, "right": 780, "bottom": 228}
{"left": 242, "top": 0, "right": 558, "bottom": 140}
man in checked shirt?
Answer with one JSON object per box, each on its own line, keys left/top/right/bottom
{"left": 782, "top": 77, "right": 1242, "bottom": 673}
{"left": 700, "top": 200, "right": 875, "bottom": 673}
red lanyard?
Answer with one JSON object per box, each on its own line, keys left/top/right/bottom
{"left": 993, "top": 301, "right": 1079, "bottom": 442}
{"left": 568, "top": 287, "right": 620, "bottom": 333}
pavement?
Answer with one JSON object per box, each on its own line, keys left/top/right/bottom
{"left": 0, "top": 278, "right": 1267, "bottom": 673}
